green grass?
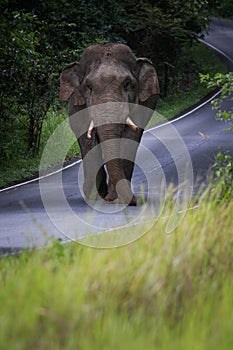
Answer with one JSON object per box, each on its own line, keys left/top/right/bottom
{"left": 0, "top": 108, "right": 80, "bottom": 188}
{"left": 0, "top": 186, "right": 232, "bottom": 349}
{"left": 0, "top": 42, "right": 227, "bottom": 188}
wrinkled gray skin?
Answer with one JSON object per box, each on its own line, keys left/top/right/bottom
{"left": 60, "top": 43, "right": 159, "bottom": 206}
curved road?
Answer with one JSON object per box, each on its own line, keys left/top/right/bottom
{"left": 1, "top": 18, "right": 233, "bottom": 252}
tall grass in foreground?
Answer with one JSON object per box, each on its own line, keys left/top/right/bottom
{"left": 0, "top": 186, "right": 232, "bottom": 350}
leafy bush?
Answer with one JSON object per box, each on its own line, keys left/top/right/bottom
{"left": 200, "top": 72, "right": 233, "bottom": 129}
{"left": 212, "top": 151, "right": 233, "bottom": 201}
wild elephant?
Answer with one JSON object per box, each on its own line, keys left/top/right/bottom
{"left": 59, "top": 43, "right": 159, "bottom": 206}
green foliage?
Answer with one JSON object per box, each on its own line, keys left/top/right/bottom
{"left": 149, "top": 43, "right": 227, "bottom": 127}
{"left": 200, "top": 73, "right": 233, "bottom": 202}
{"left": 0, "top": 105, "right": 79, "bottom": 188}
{"left": 115, "top": 0, "right": 210, "bottom": 96}
{"left": 208, "top": 0, "right": 233, "bottom": 18}
{"left": 200, "top": 72, "right": 233, "bottom": 129}
{"left": 0, "top": 0, "right": 125, "bottom": 161}
{"left": 0, "top": 187, "right": 233, "bottom": 349}
{"left": 0, "top": 9, "right": 59, "bottom": 158}
{"left": 212, "top": 151, "right": 233, "bottom": 202}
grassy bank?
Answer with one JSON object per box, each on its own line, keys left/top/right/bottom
{"left": 0, "top": 43, "right": 227, "bottom": 189}
{"left": 0, "top": 186, "right": 232, "bottom": 349}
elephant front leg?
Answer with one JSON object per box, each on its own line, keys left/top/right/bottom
{"left": 121, "top": 127, "right": 143, "bottom": 181}
{"left": 96, "top": 166, "right": 108, "bottom": 199}
{"left": 78, "top": 133, "right": 107, "bottom": 200}
{"left": 105, "top": 182, "right": 117, "bottom": 202}
{"left": 104, "top": 159, "right": 137, "bottom": 206}
{"left": 105, "top": 180, "right": 137, "bottom": 206}
{"left": 82, "top": 159, "right": 107, "bottom": 201}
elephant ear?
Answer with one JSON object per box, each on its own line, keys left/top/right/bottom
{"left": 137, "top": 58, "right": 160, "bottom": 103}
{"left": 59, "top": 62, "right": 85, "bottom": 106}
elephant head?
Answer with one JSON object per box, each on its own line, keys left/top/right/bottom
{"left": 59, "top": 43, "right": 159, "bottom": 205}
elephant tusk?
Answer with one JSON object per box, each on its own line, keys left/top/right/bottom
{"left": 87, "top": 120, "right": 94, "bottom": 139}
{"left": 126, "top": 117, "right": 139, "bottom": 132}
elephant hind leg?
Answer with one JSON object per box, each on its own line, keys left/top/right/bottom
{"left": 96, "top": 166, "right": 108, "bottom": 198}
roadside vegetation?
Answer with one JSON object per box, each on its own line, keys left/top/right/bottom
{"left": 200, "top": 71, "right": 233, "bottom": 201}
{"left": 0, "top": 183, "right": 232, "bottom": 349}
{"left": 200, "top": 72, "right": 233, "bottom": 129}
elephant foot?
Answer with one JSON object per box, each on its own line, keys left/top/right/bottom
{"left": 105, "top": 192, "right": 118, "bottom": 202}
{"left": 104, "top": 180, "right": 137, "bottom": 206}
{"left": 105, "top": 194, "right": 137, "bottom": 206}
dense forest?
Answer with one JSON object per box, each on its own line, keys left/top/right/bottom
{"left": 0, "top": 0, "right": 232, "bottom": 162}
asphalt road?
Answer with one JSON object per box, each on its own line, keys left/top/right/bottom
{"left": 1, "top": 18, "right": 233, "bottom": 252}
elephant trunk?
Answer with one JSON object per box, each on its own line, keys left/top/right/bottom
{"left": 95, "top": 122, "right": 136, "bottom": 205}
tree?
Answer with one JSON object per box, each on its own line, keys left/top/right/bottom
{"left": 0, "top": 9, "right": 60, "bottom": 156}
{"left": 114, "top": 0, "right": 210, "bottom": 96}
{"left": 207, "top": 0, "right": 233, "bottom": 18}
{"left": 0, "top": 0, "right": 126, "bottom": 159}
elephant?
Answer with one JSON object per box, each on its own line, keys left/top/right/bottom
{"left": 59, "top": 43, "right": 159, "bottom": 206}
